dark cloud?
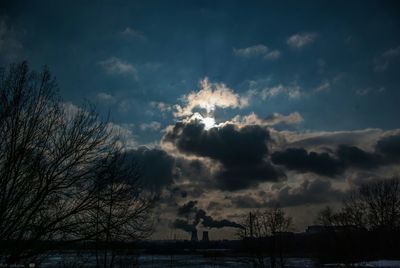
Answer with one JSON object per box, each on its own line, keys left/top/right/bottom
{"left": 164, "top": 121, "right": 283, "bottom": 191}
{"left": 175, "top": 157, "right": 210, "bottom": 183}
{"left": 337, "top": 145, "right": 382, "bottom": 169}
{"left": 216, "top": 161, "right": 282, "bottom": 191}
{"left": 269, "top": 179, "right": 343, "bottom": 207}
{"left": 376, "top": 134, "right": 400, "bottom": 161}
{"left": 271, "top": 148, "right": 343, "bottom": 176}
{"left": 272, "top": 135, "right": 400, "bottom": 177}
{"left": 126, "top": 147, "right": 175, "bottom": 191}
{"left": 165, "top": 122, "right": 269, "bottom": 165}
{"left": 231, "top": 179, "right": 343, "bottom": 208}
{"left": 173, "top": 157, "right": 211, "bottom": 198}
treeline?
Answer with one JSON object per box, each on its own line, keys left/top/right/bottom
{"left": 238, "top": 177, "right": 400, "bottom": 267}
{"left": 0, "top": 62, "right": 155, "bottom": 266}
{"left": 312, "top": 177, "right": 400, "bottom": 263}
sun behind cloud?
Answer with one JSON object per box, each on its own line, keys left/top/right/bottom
{"left": 189, "top": 112, "right": 217, "bottom": 130}
{"left": 202, "top": 116, "right": 216, "bottom": 130}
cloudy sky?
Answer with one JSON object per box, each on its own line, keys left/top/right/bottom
{"left": 1, "top": 0, "right": 400, "bottom": 239}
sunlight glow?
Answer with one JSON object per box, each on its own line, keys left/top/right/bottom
{"left": 202, "top": 116, "right": 216, "bottom": 130}
{"left": 189, "top": 112, "right": 217, "bottom": 130}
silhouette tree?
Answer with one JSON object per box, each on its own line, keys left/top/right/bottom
{"left": 238, "top": 205, "right": 292, "bottom": 268}
{"left": 90, "top": 153, "right": 154, "bottom": 267}
{"left": 315, "top": 177, "right": 400, "bottom": 262}
{"left": 345, "top": 177, "right": 400, "bottom": 231}
{"left": 316, "top": 177, "right": 400, "bottom": 231}
{"left": 315, "top": 205, "right": 336, "bottom": 226}
{"left": 0, "top": 62, "right": 154, "bottom": 263}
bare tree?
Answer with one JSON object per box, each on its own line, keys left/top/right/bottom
{"left": 316, "top": 177, "right": 400, "bottom": 231}
{"left": 0, "top": 62, "right": 154, "bottom": 263}
{"left": 314, "top": 205, "right": 361, "bottom": 227}
{"left": 315, "top": 177, "right": 400, "bottom": 263}
{"left": 238, "top": 205, "right": 292, "bottom": 268}
{"left": 315, "top": 205, "right": 336, "bottom": 226}
{"left": 90, "top": 153, "right": 154, "bottom": 267}
{"left": 347, "top": 177, "right": 400, "bottom": 231}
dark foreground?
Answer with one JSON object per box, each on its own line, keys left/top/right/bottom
{"left": 2, "top": 229, "right": 400, "bottom": 267}
{"left": 23, "top": 251, "right": 400, "bottom": 268}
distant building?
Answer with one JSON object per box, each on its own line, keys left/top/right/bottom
{"left": 202, "top": 231, "right": 209, "bottom": 241}
{"left": 306, "top": 225, "right": 366, "bottom": 234}
{"left": 191, "top": 230, "right": 198, "bottom": 241}
{"left": 306, "top": 225, "right": 329, "bottom": 234}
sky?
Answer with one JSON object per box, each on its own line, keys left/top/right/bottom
{"left": 1, "top": 0, "right": 400, "bottom": 240}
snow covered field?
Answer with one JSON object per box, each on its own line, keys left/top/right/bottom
{"left": 40, "top": 254, "right": 314, "bottom": 267}
{"left": 325, "top": 260, "right": 400, "bottom": 267}
{"left": 34, "top": 252, "right": 400, "bottom": 267}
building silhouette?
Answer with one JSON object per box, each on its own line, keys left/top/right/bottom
{"left": 202, "top": 231, "right": 209, "bottom": 241}
{"left": 191, "top": 230, "right": 198, "bottom": 241}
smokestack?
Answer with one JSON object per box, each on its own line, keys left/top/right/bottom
{"left": 202, "top": 231, "right": 209, "bottom": 242}
{"left": 191, "top": 230, "right": 198, "bottom": 241}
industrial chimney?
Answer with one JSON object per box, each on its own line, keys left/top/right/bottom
{"left": 191, "top": 230, "right": 198, "bottom": 241}
{"left": 202, "top": 231, "right": 209, "bottom": 242}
